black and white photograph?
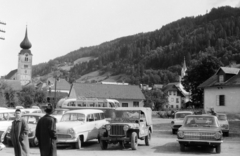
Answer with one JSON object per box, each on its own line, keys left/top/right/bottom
{"left": 0, "top": 0, "right": 240, "bottom": 156}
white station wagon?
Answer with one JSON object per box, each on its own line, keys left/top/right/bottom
{"left": 0, "top": 109, "right": 15, "bottom": 143}
{"left": 56, "top": 109, "right": 108, "bottom": 149}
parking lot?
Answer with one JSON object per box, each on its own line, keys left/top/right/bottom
{"left": 1, "top": 118, "right": 240, "bottom": 156}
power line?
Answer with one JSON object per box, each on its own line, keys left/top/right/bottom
{"left": 0, "top": 20, "right": 6, "bottom": 40}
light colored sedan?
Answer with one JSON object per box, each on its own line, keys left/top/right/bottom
{"left": 177, "top": 115, "right": 223, "bottom": 154}
{"left": 171, "top": 111, "right": 194, "bottom": 134}
{"left": 56, "top": 109, "right": 108, "bottom": 149}
{"left": 217, "top": 113, "right": 229, "bottom": 136}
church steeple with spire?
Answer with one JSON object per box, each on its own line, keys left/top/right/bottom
{"left": 17, "top": 26, "right": 33, "bottom": 85}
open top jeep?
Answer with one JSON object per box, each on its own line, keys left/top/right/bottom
{"left": 99, "top": 107, "right": 153, "bottom": 150}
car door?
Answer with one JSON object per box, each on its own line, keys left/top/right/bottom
{"left": 92, "top": 113, "right": 102, "bottom": 138}
{"left": 85, "top": 114, "right": 96, "bottom": 140}
{"left": 139, "top": 114, "right": 148, "bottom": 137}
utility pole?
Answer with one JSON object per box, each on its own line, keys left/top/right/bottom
{"left": 0, "top": 21, "right": 6, "bottom": 40}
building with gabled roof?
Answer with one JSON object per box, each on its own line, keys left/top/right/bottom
{"left": 163, "top": 82, "right": 190, "bottom": 109}
{"left": 69, "top": 83, "right": 145, "bottom": 107}
{"left": 198, "top": 67, "right": 240, "bottom": 113}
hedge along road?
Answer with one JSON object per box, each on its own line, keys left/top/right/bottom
{"left": 1, "top": 119, "right": 240, "bottom": 156}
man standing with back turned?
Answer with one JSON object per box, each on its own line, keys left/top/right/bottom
{"left": 36, "top": 103, "right": 57, "bottom": 156}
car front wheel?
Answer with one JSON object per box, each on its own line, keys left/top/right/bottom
{"left": 180, "top": 143, "right": 185, "bottom": 152}
{"left": 131, "top": 132, "right": 138, "bottom": 150}
{"left": 100, "top": 138, "right": 108, "bottom": 150}
{"left": 216, "top": 144, "right": 221, "bottom": 153}
{"left": 75, "top": 136, "right": 82, "bottom": 149}
{"left": 145, "top": 130, "right": 151, "bottom": 146}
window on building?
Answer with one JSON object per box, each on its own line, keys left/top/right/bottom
{"left": 133, "top": 101, "right": 139, "bottom": 107}
{"left": 176, "top": 98, "right": 179, "bottom": 103}
{"left": 24, "top": 65, "right": 28, "bottom": 68}
{"left": 174, "top": 91, "right": 176, "bottom": 95}
{"left": 171, "top": 105, "right": 173, "bottom": 108}
{"left": 122, "top": 103, "right": 128, "bottom": 107}
{"left": 219, "top": 95, "right": 225, "bottom": 106}
{"left": 25, "top": 56, "right": 28, "bottom": 61}
{"left": 25, "top": 70, "right": 27, "bottom": 74}
{"left": 176, "top": 105, "right": 179, "bottom": 109}
{"left": 168, "top": 91, "right": 171, "bottom": 95}
{"left": 219, "top": 75, "right": 224, "bottom": 83}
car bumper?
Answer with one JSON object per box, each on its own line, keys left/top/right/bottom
{"left": 57, "top": 138, "right": 77, "bottom": 143}
{"left": 101, "top": 137, "right": 130, "bottom": 142}
{"left": 221, "top": 129, "right": 229, "bottom": 133}
{"left": 177, "top": 139, "right": 223, "bottom": 145}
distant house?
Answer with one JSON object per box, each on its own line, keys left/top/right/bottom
{"left": 198, "top": 67, "right": 240, "bottom": 113}
{"left": 163, "top": 82, "right": 190, "bottom": 109}
{"left": 153, "top": 84, "right": 163, "bottom": 90}
{"left": 46, "top": 77, "right": 71, "bottom": 93}
{"left": 69, "top": 83, "right": 145, "bottom": 107}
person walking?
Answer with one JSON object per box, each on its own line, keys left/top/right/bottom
{"left": 36, "top": 103, "right": 57, "bottom": 156}
{"left": 10, "top": 109, "right": 30, "bottom": 156}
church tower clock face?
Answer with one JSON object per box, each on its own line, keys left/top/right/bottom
{"left": 17, "top": 27, "right": 33, "bottom": 86}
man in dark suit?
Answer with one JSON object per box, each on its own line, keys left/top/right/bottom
{"left": 36, "top": 104, "right": 57, "bottom": 156}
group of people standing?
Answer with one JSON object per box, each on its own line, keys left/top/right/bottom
{"left": 9, "top": 103, "right": 57, "bottom": 156}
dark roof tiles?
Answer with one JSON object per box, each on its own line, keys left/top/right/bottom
{"left": 72, "top": 83, "right": 145, "bottom": 100}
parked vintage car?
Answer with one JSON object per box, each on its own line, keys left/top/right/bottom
{"left": 99, "top": 107, "right": 153, "bottom": 150}
{"left": 171, "top": 111, "right": 194, "bottom": 134}
{"left": 0, "top": 109, "right": 15, "bottom": 143}
{"left": 217, "top": 113, "right": 229, "bottom": 136}
{"left": 5, "top": 113, "right": 45, "bottom": 147}
{"left": 52, "top": 108, "right": 69, "bottom": 122}
{"left": 56, "top": 109, "right": 108, "bottom": 149}
{"left": 177, "top": 115, "right": 223, "bottom": 153}
{"left": 21, "top": 108, "right": 42, "bottom": 114}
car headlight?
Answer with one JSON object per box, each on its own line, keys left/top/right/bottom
{"left": 221, "top": 124, "right": 229, "bottom": 129}
{"left": 28, "top": 128, "right": 33, "bottom": 134}
{"left": 123, "top": 125, "right": 129, "bottom": 131}
{"left": 177, "top": 131, "right": 184, "bottom": 139}
{"left": 106, "top": 125, "right": 111, "bottom": 131}
{"left": 7, "top": 126, "right": 12, "bottom": 133}
{"left": 67, "top": 128, "right": 75, "bottom": 136}
{"left": 214, "top": 132, "right": 221, "bottom": 139}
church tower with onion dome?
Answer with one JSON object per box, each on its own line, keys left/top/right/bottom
{"left": 17, "top": 26, "right": 33, "bottom": 85}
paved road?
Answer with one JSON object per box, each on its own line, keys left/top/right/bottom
{"left": 1, "top": 119, "right": 240, "bottom": 156}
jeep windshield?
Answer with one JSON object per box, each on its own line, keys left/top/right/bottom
{"left": 111, "top": 110, "right": 140, "bottom": 122}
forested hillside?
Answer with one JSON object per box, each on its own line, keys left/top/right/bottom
{"left": 32, "top": 6, "right": 240, "bottom": 85}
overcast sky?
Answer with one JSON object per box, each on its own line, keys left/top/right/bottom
{"left": 0, "top": 0, "right": 239, "bottom": 76}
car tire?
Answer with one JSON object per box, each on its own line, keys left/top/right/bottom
{"left": 31, "top": 137, "right": 39, "bottom": 147}
{"left": 172, "top": 129, "right": 175, "bottom": 134}
{"left": 6, "top": 138, "right": 12, "bottom": 147}
{"left": 145, "top": 130, "right": 151, "bottom": 146}
{"left": 216, "top": 144, "right": 221, "bottom": 154}
{"left": 180, "top": 143, "right": 185, "bottom": 152}
{"left": 225, "top": 132, "right": 229, "bottom": 137}
{"left": 75, "top": 136, "right": 82, "bottom": 149}
{"left": 100, "top": 138, "right": 108, "bottom": 150}
{"left": 131, "top": 132, "right": 138, "bottom": 150}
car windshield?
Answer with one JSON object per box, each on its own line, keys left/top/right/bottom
{"left": 22, "top": 115, "right": 41, "bottom": 124}
{"left": 184, "top": 116, "right": 217, "bottom": 127}
{"left": 111, "top": 110, "right": 140, "bottom": 122}
{"left": 217, "top": 114, "right": 227, "bottom": 121}
{"left": 52, "top": 110, "right": 65, "bottom": 115}
{"left": 61, "top": 113, "right": 85, "bottom": 122}
{"left": 0, "top": 113, "right": 9, "bottom": 121}
{"left": 176, "top": 113, "right": 192, "bottom": 119}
